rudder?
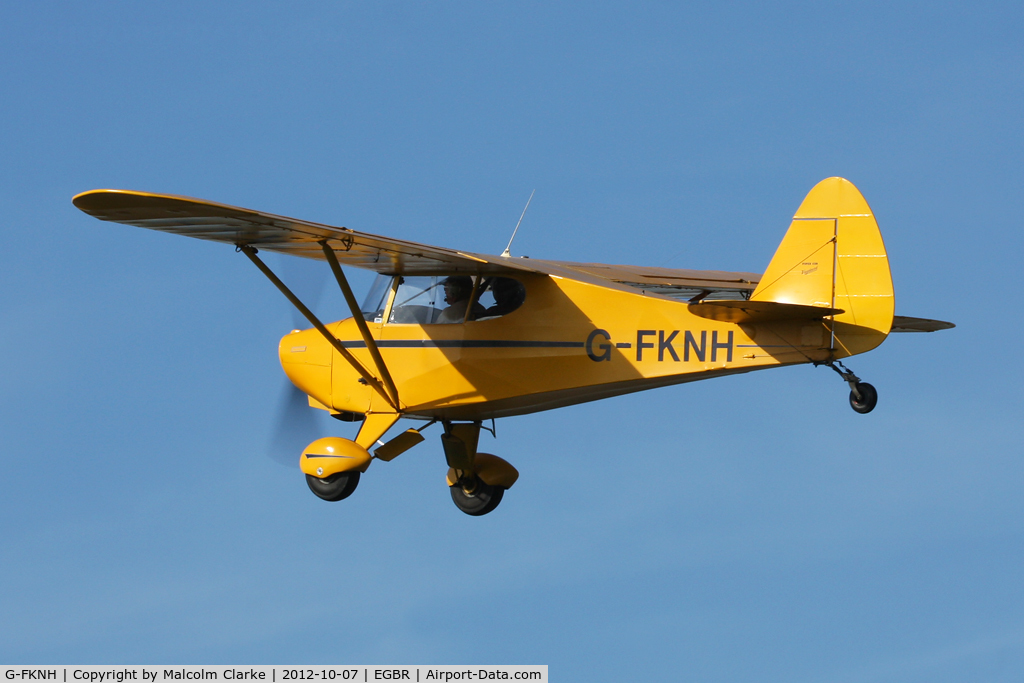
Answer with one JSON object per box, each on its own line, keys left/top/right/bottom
{"left": 750, "top": 177, "right": 894, "bottom": 358}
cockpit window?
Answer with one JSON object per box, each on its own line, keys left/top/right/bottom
{"left": 436, "top": 276, "right": 485, "bottom": 323}
{"left": 360, "top": 274, "right": 392, "bottom": 323}
{"left": 387, "top": 275, "right": 526, "bottom": 325}
{"left": 388, "top": 276, "right": 443, "bottom": 324}
{"left": 474, "top": 277, "right": 526, "bottom": 319}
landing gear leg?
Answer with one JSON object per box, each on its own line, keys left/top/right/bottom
{"left": 441, "top": 422, "right": 515, "bottom": 516}
{"left": 820, "top": 360, "right": 878, "bottom": 414}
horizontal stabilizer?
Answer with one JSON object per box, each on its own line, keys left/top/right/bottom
{"left": 687, "top": 300, "right": 843, "bottom": 323}
{"left": 890, "top": 316, "right": 955, "bottom": 333}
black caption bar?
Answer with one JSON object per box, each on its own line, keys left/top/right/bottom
{"left": 1, "top": 667, "right": 548, "bottom": 683}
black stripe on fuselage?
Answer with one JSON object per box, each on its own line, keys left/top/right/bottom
{"left": 339, "top": 340, "right": 585, "bottom": 349}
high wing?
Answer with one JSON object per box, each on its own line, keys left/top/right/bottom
{"left": 536, "top": 261, "right": 760, "bottom": 301}
{"left": 72, "top": 189, "right": 535, "bottom": 276}
{"left": 73, "top": 189, "right": 953, "bottom": 332}
{"left": 72, "top": 190, "right": 763, "bottom": 296}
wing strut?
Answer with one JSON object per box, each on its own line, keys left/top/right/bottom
{"left": 319, "top": 240, "right": 400, "bottom": 408}
{"left": 238, "top": 245, "right": 400, "bottom": 412}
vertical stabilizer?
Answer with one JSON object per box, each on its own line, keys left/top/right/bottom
{"left": 751, "top": 177, "right": 894, "bottom": 358}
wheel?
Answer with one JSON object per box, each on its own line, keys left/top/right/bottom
{"left": 450, "top": 474, "right": 505, "bottom": 516}
{"left": 849, "top": 382, "right": 878, "bottom": 414}
{"left": 305, "top": 471, "right": 360, "bottom": 501}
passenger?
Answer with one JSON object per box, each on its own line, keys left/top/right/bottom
{"left": 484, "top": 277, "right": 526, "bottom": 317}
{"left": 436, "top": 276, "right": 485, "bottom": 324}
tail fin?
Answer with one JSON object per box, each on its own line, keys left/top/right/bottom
{"left": 751, "top": 177, "right": 894, "bottom": 358}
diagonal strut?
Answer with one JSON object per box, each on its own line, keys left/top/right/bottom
{"left": 319, "top": 240, "right": 400, "bottom": 408}
{"left": 237, "top": 244, "right": 399, "bottom": 412}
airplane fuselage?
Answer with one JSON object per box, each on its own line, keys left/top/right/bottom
{"left": 281, "top": 272, "right": 846, "bottom": 421}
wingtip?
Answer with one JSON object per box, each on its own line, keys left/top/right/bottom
{"left": 72, "top": 188, "right": 104, "bottom": 207}
{"left": 72, "top": 189, "right": 136, "bottom": 212}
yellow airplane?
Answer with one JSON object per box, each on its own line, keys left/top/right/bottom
{"left": 74, "top": 177, "right": 953, "bottom": 516}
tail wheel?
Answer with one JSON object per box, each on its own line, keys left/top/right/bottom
{"left": 450, "top": 474, "right": 505, "bottom": 516}
{"left": 849, "top": 382, "right": 878, "bottom": 414}
{"left": 306, "top": 471, "right": 360, "bottom": 501}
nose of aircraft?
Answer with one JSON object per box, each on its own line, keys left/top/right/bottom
{"left": 278, "top": 328, "right": 332, "bottom": 407}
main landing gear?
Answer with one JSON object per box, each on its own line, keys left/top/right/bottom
{"left": 442, "top": 423, "right": 519, "bottom": 517}
{"left": 821, "top": 360, "right": 878, "bottom": 414}
{"left": 449, "top": 473, "right": 505, "bottom": 516}
{"left": 300, "top": 421, "right": 519, "bottom": 516}
{"left": 305, "top": 471, "right": 361, "bottom": 501}
{"left": 299, "top": 436, "right": 372, "bottom": 502}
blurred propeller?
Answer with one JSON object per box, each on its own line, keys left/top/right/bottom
{"left": 268, "top": 382, "right": 318, "bottom": 468}
{"left": 278, "top": 253, "right": 330, "bottom": 331}
{"left": 266, "top": 254, "right": 331, "bottom": 468}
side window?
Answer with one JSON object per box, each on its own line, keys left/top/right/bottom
{"left": 386, "top": 275, "right": 526, "bottom": 325}
{"left": 388, "top": 276, "right": 442, "bottom": 324}
{"left": 435, "top": 276, "right": 485, "bottom": 324}
{"left": 474, "top": 277, "right": 526, "bottom": 320}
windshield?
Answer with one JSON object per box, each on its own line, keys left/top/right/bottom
{"left": 360, "top": 274, "right": 392, "bottom": 323}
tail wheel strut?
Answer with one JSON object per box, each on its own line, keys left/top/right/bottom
{"left": 820, "top": 360, "right": 878, "bottom": 414}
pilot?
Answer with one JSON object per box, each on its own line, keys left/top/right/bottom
{"left": 436, "top": 276, "right": 485, "bottom": 324}
{"left": 484, "top": 277, "right": 526, "bottom": 317}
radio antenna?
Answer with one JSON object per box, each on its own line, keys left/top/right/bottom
{"left": 501, "top": 189, "right": 535, "bottom": 257}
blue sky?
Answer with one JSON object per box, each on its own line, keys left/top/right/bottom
{"left": 1, "top": 2, "right": 1020, "bottom": 680}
